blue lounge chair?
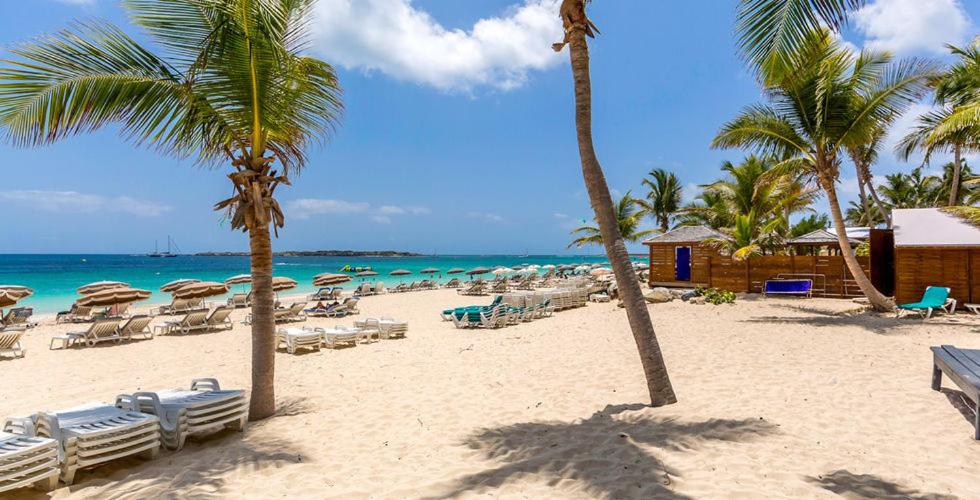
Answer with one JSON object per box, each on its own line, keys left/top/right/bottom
{"left": 898, "top": 286, "right": 955, "bottom": 318}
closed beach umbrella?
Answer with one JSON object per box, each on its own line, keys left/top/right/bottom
{"left": 466, "top": 267, "right": 490, "bottom": 276}
{"left": 271, "top": 277, "right": 298, "bottom": 292}
{"left": 0, "top": 285, "right": 34, "bottom": 299}
{"left": 173, "top": 281, "right": 228, "bottom": 300}
{"left": 390, "top": 269, "right": 412, "bottom": 276}
{"left": 420, "top": 268, "right": 439, "bottom": 274}
{"left": 160, "top": 278, "right": 201, "bottom": 293}
{"left": 313, "top": 273, "right": 351, "bottom": 287}
{"left": 77, "top": 281, "right": 130, "bottom": 295}
{"left": 446, "top": 268, "right": 465, "bottom": 275}
{"left": 224, "top": 274, "right": 252, "bottom": 286}
{"left": 356, "top": 270, "right": 378, "bottom": 277}
{"left": 77, "top": 287, "right": 151, "bottom": 307}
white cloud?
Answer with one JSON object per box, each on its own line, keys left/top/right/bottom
{"left": 377, "top": 205, "right": 406, "bottom": 215}
{"left": 287, "top": 199, "right": 371, "bottom": 219}
{"left": 370, "top": 215, "right": 392, "bottom": 224}
{"left": 467, "top": 211, "right": 505, "bottom": 223}
{"left": 0, "top": 190, "right": 170, "bottom": 217}
{"left": 311, "top": 0, "right": 564, "bottom": 92}
{"left": 53, "top": 0, "right": 95, "bottom": 4}
{"left": 853, "top": 0, "right": 971, "bottom": 54}
{"left": 553, "top": 213, "right": 568, "bottom": 219}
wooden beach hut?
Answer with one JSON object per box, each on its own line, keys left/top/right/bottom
{"left": 642, "top": 226, "right": 730, "bottom": 288}
{"left": 893, "top": 208, "right": 980, "bottom": 308}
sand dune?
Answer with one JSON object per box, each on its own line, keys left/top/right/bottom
{"left": 2, "top": 289, "right": 979, "bottom": 498}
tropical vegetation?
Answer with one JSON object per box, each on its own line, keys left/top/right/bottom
{"left": 567, "top": 192, "right": 656, "bottom": 248}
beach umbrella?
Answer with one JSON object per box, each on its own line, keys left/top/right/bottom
{"left": 160, "top": 279, "right": 201, "bottom": 293}
{"left": 224, "top": 274, "right": 252, "bottom": 286}
{"left": 173, "top": 281, "right": 228, "bottom": 300}
{"left": 0, "top": 290, "right": 25, "bottom": 308}
{"left": 542, "top": 264, "right": 556, "bottom": 270}
{"left": 0, "top": 286, "right": 33, "bottom": 300}
{"left": 77, "top": 287, "right": 151, "bottom": 307}
{"left": 77, "top": 281, "right": 130, "bottom": 295}
{"left": 420, "top": 268, "right": 440, "bottom": 274}
{"left": 590, "top": 267, "right": 613, "bottom": 277}
{"left": 313, "top": 273, "right": 351, "bottom": 287}
{"left": 466, "top": 267, "right": 490, "bottom": 276}
{"left": 492, "top": 267, "right": 514, "bottom": 275}
{"left": 390, "top": 269, "right": 412, "bottom": 276}
{"left": 356, "top": 270, "right": 379, "bottom": 277}
{"left": 271, "top": 277, "right": 298, "bottom": 292}
{"left": 446, "top": 268, "right": 465, "bottom": 275}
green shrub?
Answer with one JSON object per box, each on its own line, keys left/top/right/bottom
{"left": 693, "top": 286, "right": 736, "bottom": 305}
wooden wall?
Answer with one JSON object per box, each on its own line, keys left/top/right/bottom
{"left": 894, "top": 247, "right": 979, "bottom": 306}
{"left": 646, "top": 243, "right": 871, "bottom": 298}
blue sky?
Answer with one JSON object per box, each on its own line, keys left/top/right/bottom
{"left": 0, "top": 0, "right": 976, "bottom": 254}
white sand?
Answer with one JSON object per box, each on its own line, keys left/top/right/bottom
{"left": 3, "top": 289, "right": 980, "bottom": 498}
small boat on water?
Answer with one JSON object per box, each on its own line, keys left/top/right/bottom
{"left": 340, "top": 265, "right": 373, "bottom": 273}
{"left": 148, "top": 236, "right": 180, "bottom": 258}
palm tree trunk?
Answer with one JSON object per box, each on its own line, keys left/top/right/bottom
{"left": 950, "top": 144, "right": 962, "bottom": 206}
{"left": 855, "top": 167, "right": 873, "bottom": 225}
{"left": 565, "top": 24, "right": 677, "bottom": 406}
{"left": 864, "top": 174, "right": 891, "bottom": 228}
{"left": 822, "top": 176, "right": 895, "bottom": 312}
{"left": 248, "top": 222, "right": 277, "bottom": 420}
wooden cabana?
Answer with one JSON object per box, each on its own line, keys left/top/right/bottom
{"left": 893, "top": 208, "right": 980, "bottom": 308}
{"left": 643, "top": 226, "right": 730, "bottom": 288}
{"left": 786, "top": 229, "right": 860, "bottom": 255}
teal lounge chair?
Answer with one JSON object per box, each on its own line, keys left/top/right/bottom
{"left": 897, "top": 286, "right": 955, "bottom": 318}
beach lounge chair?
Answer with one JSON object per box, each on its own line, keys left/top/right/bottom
{"left": 354, "top": 317, "right": 408, "bottom": 339}
{"left": 316, "top": 327, "right": 364, "bottom": 348}
{"left": 1, "top": 307, "right": 35, "bottom": 329}
{"left": 305, "top": 302, "right": 347, "bottom": 318}
{"left": 226, "top": 293, "right": 249, "bottom": 308}
{"left": 391, "top": 283, "right": 408, "bottom": 293}
{"left": 457, "top": 283, "right": 486, "bottom": 296}
{"left": 931, "top": 345, "right": 980, "bottom": 439}
{"left": 763, "top": 279, "right": 813, "bottom": 298}
{"left": 118, "top": 378, "right": 247, "bottom": 450}
{"left": 55, "top": 304, "right": 94, "bottom": 324}
{"left": 0, "top": 327, "right": 26, "bottom": 359}
{"left": 444, "top": 278, "right": 461, "bottom": 289}
{"left": 0, "top": 420, "right": 60, "bottom": 493}
{"left": 340, "top": 297, "right": 360, "bottom": 315}
{"left": 162, "top": 307, "right": 234, "bottom": 335}
{"left": 50, "top": 320, "right": 121, "bottom": 349}
{"left": 353, "top": 283, "right": 374, "bottom": 296}
{"left": 277, "top": 327, "right": 324, "bottom": 354}
{"left": 117, "top": 315, "right": 154, "bottom": 341}
{"left": 309, "top": 287, "right": 342, "bottom": 301}
{"left": 22, "top": 402, "right": 160, "bottom": 485}
{"left": 897, "top": 286, "right": 956, "bottom": 318}
{"left": 274, "top": 302, "right": 307, "bottom": 323}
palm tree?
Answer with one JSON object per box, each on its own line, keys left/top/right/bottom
{"left": 713, "top": 32, "right": 936, "bottom": 312}
{"left": 936, "top": 161, "right": 976, "bottom": 206}
{"left": 703, "top": 210, "right": 782, "bottom": 260}
{"left": 879, "top": 167, "right": 942, "bottom": 208}
{"left": 791, "top": 213, "right": 831, "bottom": 237}
{"left": 848, "top": 127, "right": 893, "bottom": 226}
{"left": 0, "top": 0, "right": 343, "bottom": 420}
{"left": 568, "top": 192, "right": 656, "bottom": 247}
{"left": 635, "top": 168, "right": 682, "bottom": 232}
{"left": 553, "top": 0, "right": 676, "bottom": 406}
{"left": 675, "top": 190, "right": 732, "bottom": 229}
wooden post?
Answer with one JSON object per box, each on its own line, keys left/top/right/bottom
{"left": 932, "top": 363, "right": 942, "bottom": 391}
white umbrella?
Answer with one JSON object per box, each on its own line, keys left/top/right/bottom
{"left": 590, "top": 267, "right": 613, "bottom": 276}
{"left": 542, "top": 264, "right": 556, "bottom": 270}
{"left": 492, "top": 267, "right": 514, "bottom": 275}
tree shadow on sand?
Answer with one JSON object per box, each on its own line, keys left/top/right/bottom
{"left": 430, "top": 404, "right": 779, "bottom": 499}
{"left": 740, "top": 303, "right": 979, "bottom": 335}
{"left": 805, "top": 470, "right": 958, "bottom": 499}
{"left": 10, "top": 405, "right": 306, "bottom": 499}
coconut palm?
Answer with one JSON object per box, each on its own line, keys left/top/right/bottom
{"left": 703, "top": 210, "right": 783, "bottom": 260}
{"left": 675, "top": 190, "right": 733, "bottom": 229}
{"left": 568, "top": 192, "right": 656, "bottom": 248}
{"left": 0, "top": 0, "right": 343, "bottom": 420}
{"left": 879, "top": 167, "right": 942, "bottom": 208}
{"left": 791, "top": 213, "right": 831, "bottom": 237}
{"left": 635, "top": 168, "right": 683, "bottom": 232}
{"left": 713, "top": 31, "right": 936, "bottom": 312}
{"left": 553, "top": 0, "right": 676, "bottom": 406}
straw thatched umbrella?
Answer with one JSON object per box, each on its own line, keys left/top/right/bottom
{"left": 312, "top": 273, "right": 351, "bottom": 287}
{"left": 160, "top": 279, "right": 201, "bottom": 293}
{"left": 224, "top": 274, "right": 252, "bottom": 286}
{"left": 466, "top": 267, "right": 490, "bottom": 276}
{"left": 0, "top": 290, "right": 24, "bottom": 308}
{"left": 420, "top": 268, "right": 439, "bottom": 274}
{"left": 77, "top": 281, "right": 130, "bottom": 295}
{"left": 356, "top": 270, "right": 378, "bottom": 277}
{"left": 0, "top": 285, "right": 33, "bottom": 300}
{"left": 76, "top": 287, "right": 151, "bottom": 307}
{"left": 271, "top": 277, "right": 298, "bottom": 292}
{"left": 446, "top": 268, "right": 465, "bottom": 275}
{"left": 172, "top": 281, "right": 229, "bottom": 300}
{"left": 390, "top": 269, "right": 411, "bottom": 276}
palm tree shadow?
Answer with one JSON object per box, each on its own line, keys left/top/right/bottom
{"left": 431, "top": 404, "right": 779, "bottom": 499}
{"left": 805, "top": 470, "right": 957, "bottom": 499}
{"left": 740, "top": 303, "right": 979, "bottom": 335}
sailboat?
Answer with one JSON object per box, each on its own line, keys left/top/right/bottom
{"left": 148, "top": 236, "right": 181, "bottom": 258}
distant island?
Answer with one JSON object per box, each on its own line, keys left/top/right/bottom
{"left": 195, "top": 250, "right": 423, "bottom": 257}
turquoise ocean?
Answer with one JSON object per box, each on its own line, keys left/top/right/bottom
{"left": 0, "top": 254, "right": 631, "bottom": 313}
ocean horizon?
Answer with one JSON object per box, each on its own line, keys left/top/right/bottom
{"left": 0, "top": 254, "right": 632, "bottom": 313}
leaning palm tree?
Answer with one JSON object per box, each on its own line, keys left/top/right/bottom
{"left": 635, "top": 168, "right": 682, "bottom": 232}
{"left": 568, "top": 192, "right": 656, "bottom": 248}
{"left": 713, "top": 31, "right": 936, "bottom": 312}
{"left": 552, "top": 0, "right": 676, "bottom": 406}
{"left": 0, "top": 0, "right": 343, "bottom": 420}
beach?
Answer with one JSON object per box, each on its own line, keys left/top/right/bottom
{"left": 3, "top": 288, "right": 980, "bottom": 498}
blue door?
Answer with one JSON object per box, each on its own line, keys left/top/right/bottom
{"left": 675, "top": 246, "right": 692, "bottom": 281}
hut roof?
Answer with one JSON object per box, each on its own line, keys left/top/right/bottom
{"left": 642, "top": 225, "right": 731, "bottom": 245}
{"left": 787, "top": 229, "right": 859, "bottom": 246}
{"left": 894, "top": 208, "right": 980, "bottom": 248}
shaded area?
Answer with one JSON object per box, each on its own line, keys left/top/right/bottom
{"left": 806, "top": 470, "right": 958, "bottom": 499}
{"left": 433, "top": 404, "right": 778, "bottom": 499}
{"left": 940, "top": 388, "right": 978, "bottom": 428}
{"left": 741, "top": 303, "right": 979, "bottom": 335}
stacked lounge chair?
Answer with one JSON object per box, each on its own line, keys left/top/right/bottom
{"left": 20, "top": 402, "right": 161, "bottom": 485}
{"left": 117, "top": 378, "right": 247, "bottom": 451}
{"left": 354, "top": 317, "right": 408, "bottom": 339}
{"left": 0, "top": 420, "right": 60, "bottom": 494}
{"left": 277, "top": 327, "right": 324, "bottom": 354}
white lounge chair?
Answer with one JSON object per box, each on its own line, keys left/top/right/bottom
{"left": 55, "top": 304, "right": 95, "bottom": 324}
{"left": 161, "top": 307, "right": 233, "bottom": 335}
{"left": 315, "top": 327, "right": 363, "bottom": 348}
{"left": 50, "top": 320, "right": 121, "bottom": 349}
{"left": 274, "top": 302, "right": 307, "bottom": 323}
{"left": 354, "top": 318, "right": 408, "bottom": 339}
{"left": 117, "top": 315, "right": 154, "bottom": 341}
{"left": 118, "top": 378, "right": 247, "bottom": 451}
{"left": 226, "top": 293, "right": 250, "bottom": 308}
{"left": 24, "top": 403, "right": 160, "bottom": 485}
{"left": 0, "top": 419, "right": 60, "bottom": 494}
{"left": 0, "top": 327, "right": 26, "bottom": 359}
{"left": 277, "top": 327, "right": 323, "bottom": 354}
